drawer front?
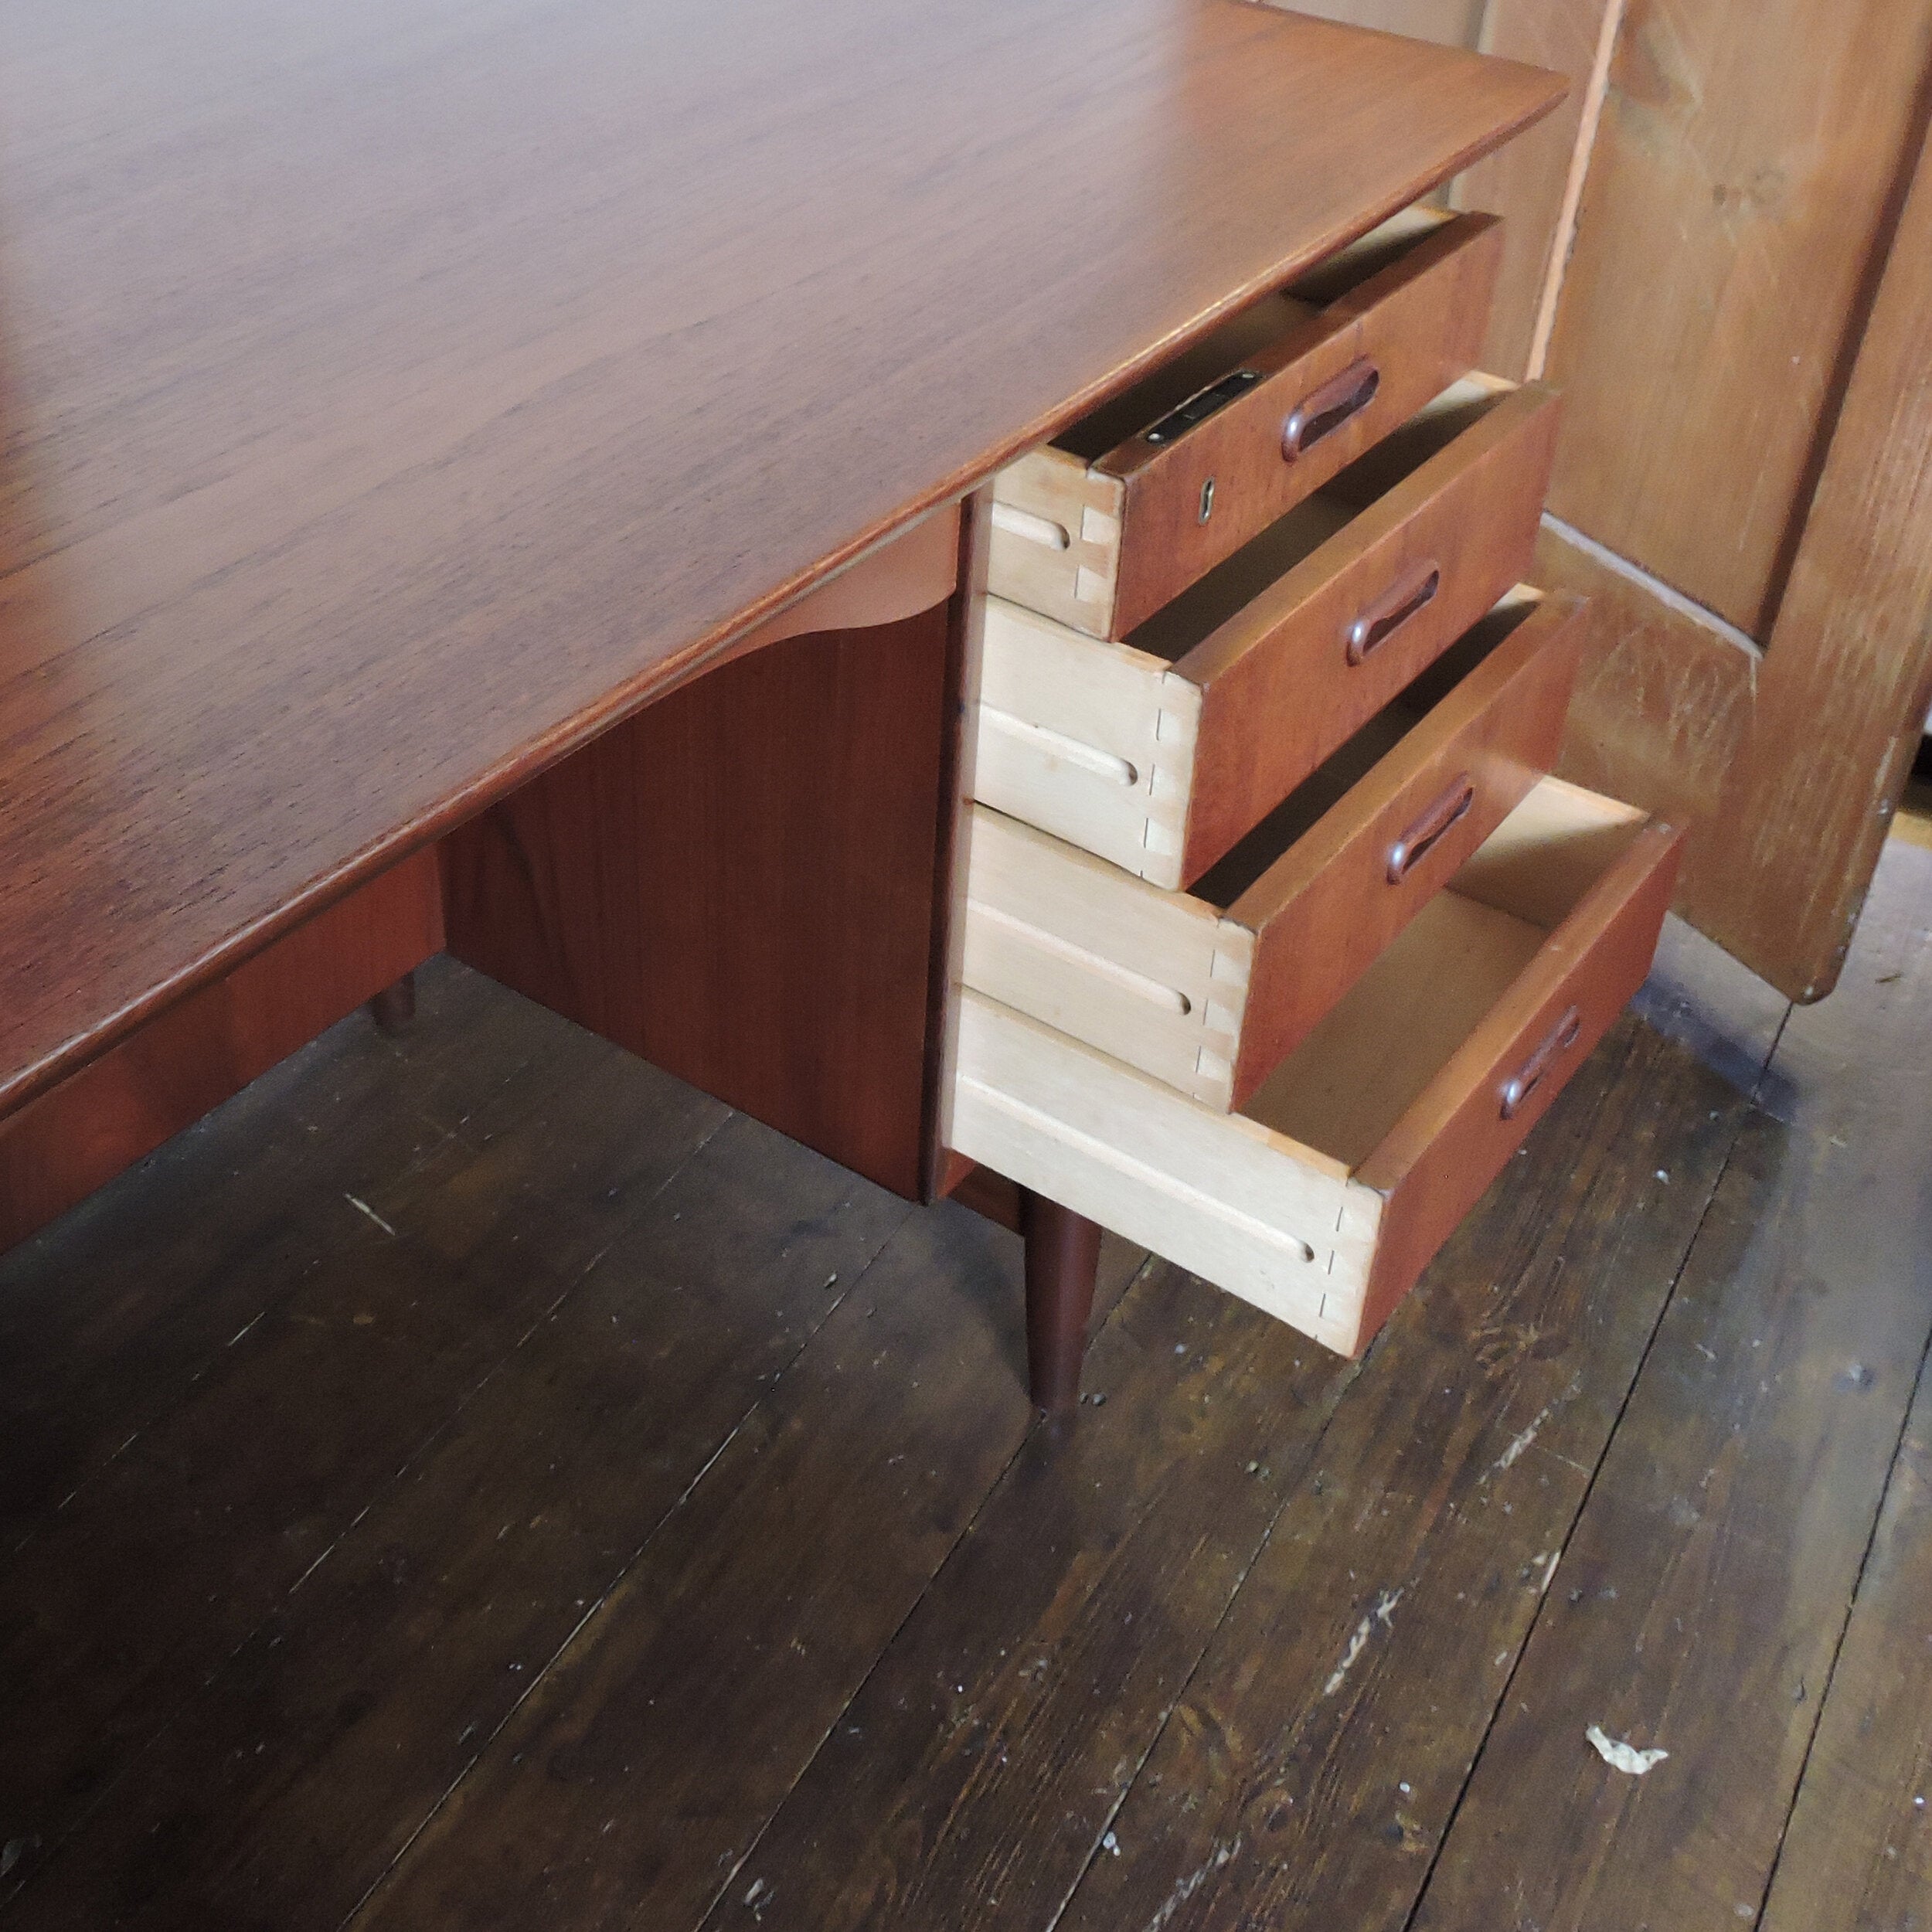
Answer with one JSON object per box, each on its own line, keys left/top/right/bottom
{"left": 1350, "top": 802, "right": 1684, "bottom": 1345}
{"left": 947, "top": 789, "right": 1683, "bottom": 1359}
{"left": 963, "top": 591, "right": 1584, "bottom": 1114}
{"left": 1106, "top": 212, "right": 1504, "bottom": 636}
{"left": 987, "top": 210, "right": 1504, "bottom": 641}
{"left": 1179, "top": 380, "right": 1560, "bottom": 883}
{"left": 1225, "top": 589, "right": 1584, "bottom": 1104}
{"left": 974, "top": 380, "right": 1560, "bottom": 893}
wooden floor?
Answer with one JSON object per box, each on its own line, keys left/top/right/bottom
{"left": 2, "top": 835, "right": 1928, "bottom": 1932}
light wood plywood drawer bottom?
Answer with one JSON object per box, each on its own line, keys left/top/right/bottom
{"left": 947, "top": 778, "right": 1682, "bottom": 1357}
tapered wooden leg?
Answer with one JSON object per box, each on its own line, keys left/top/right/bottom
{"left": 366, "top": 971, "right": 417, "bottom": 1036}
{"left": 1022, "top": 1190, "right": 1102, "bottom": 1415}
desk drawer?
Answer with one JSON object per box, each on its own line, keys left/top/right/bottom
{"left": 964, "top": 589, "right": 1583, "bottom": 1112}
{"left": 988, "top": 206, "right": 1504, "bottom": 641}
{"left": 976, "top": 375, "right": 1560, "bottom": 888}
{"left": 949, "top": 779, "right": 1682, "bottom": 1357}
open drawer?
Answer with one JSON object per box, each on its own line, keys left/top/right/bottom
{"left": 988, "top": 206, "right": 1505, "bottom": 642}
{"left": 948, "top": 778, "right": 1684, "bottom": 1358}
{"left": 964, "top": 588, "right": 1584, "bottom": 1112}
{"left": 976, "top": 374, "right": 1560, "bottom": 889}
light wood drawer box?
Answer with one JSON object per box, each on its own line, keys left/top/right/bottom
{"left": 988, "top": 206, "right": 1505, "bottom": 642}
{"left": 964, "top": 589, "right": 1584, "bottom": 1113}
{"left": 948, "top": 778, "right": 1684, "bottom": 1357}
{"left": 976, "top": 373, "right": 1561, "bottom": 888}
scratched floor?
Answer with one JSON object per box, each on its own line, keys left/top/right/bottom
{"left": 2, "top": 833, "right": 1928, "bottom": 1932}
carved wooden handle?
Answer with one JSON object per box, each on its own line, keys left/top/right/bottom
{"left": 1500, "top": 1006, "right": 1583, "bottom": 1120}
{"left": 1281, "top": 357, "right": 1380, "bottom": 461}
{"left": 1386, "top": 773, "right": 1475, "bottom": 884}
{"left": 1345, "top": 560, "right": 1441, "bottom": 665}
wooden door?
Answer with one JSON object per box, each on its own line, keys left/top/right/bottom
{"left": 1290, "top": 0, "right": 1932, "bottom": 1002}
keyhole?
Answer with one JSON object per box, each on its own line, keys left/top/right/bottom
{"left": 1198, "top": 477, "right": 1216, "bottom": 524}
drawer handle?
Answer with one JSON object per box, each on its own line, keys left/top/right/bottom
{"left": 1386, "top": 774, "right": 1475, "bottom": 885}
{"left": 1281, "top": 357, "right": 1380, "bottom": 461}
{"left": 1345, "top": 561, "right": 1441, "bottom": 666}
{"left": 1500, "top": 1006, "right": 1583, "bottom": 1121}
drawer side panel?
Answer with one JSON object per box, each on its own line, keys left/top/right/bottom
{"left": 947, "top": 992, "right": 1375, "bottom": 1354}
{"left": 961, "top": 805, "right": 1249, "bottom": 1107}
{"left": 974, "top": 597, "right": 1201, "bottom": 880}
{"left": 988, "top": 448, "right": 1124, "bottom": 635}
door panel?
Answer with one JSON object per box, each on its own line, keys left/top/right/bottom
{"left": 1279, "top": 0, "right": 1932, "bottom": 1002}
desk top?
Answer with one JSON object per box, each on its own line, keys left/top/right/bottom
{"left": 0, "top": 0, "right": 1559, "bottom": 1114}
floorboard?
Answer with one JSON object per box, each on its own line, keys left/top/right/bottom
{"left": 1046, "top": 1013, "right": 1755, "bottom": 1932}
{"left": 699, "top": 1252, "right": 1363, "bottom": 1932}
{"left": 0, "top": 964, "right": 547, "bottom": 1556}
{"left": 1760, "top": 1336, "right": 1932, "bottom": 1932}
{"left": 6, "top": 1111, "right": 912, "bottom": 1930}
{"left": 0, "top": 965, "right": 731, "bottom": 1909}
{"left": 1411, "top": 838, "right": 1932, "bottom": 1931}
{"left": 342, "top": 1210, "right": 1144, "bottom": 1932}
{"left": 2, "top": 842, "right": 1927, "bottom": 1932}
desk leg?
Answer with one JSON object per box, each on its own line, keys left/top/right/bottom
{"left": 1022, "top": 1191, "right": 1102, "bottom": 1416}
{"left": 366, "top": 971, "right": 417, "bottom": 1036}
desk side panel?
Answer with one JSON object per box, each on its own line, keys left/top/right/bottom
{"left": 440, "top": 606, "right": 954, "bottom": 1200}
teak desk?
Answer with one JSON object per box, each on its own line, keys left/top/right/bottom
{"left": 2, "top": 2, "right": 1609, "bottom": 1410}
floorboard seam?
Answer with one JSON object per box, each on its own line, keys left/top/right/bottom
{"left": 1395, "top": 1142, "right": 1744, "bottom": 1932}
{"left": 1037, "top": 1333, "right": 1376, "bottom": 1932}
{"left": 333, "top": 1182, "right": 917, "bottom": 1932}
{"left": 1, "top": 1074, "right": 474, "bottom": 1570}
{"left": 1, "top": 1020, "right": 587, "bottom": 1572}
{"left": 1746, "top": 1314, "right": 1932, "bottom": 1930}
{"left": 1399, "top": 1009, "right": 1790, "bottom": 1932}
{"left": 0, "top": 1102, "right": 741, "bottom": 1919}
{"left": 686, "top": 1245, "right": 1168, "bottom": 1932}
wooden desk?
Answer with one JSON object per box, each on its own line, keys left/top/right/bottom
{"left": 0, "top": 0, "right": 1560, "bottom": 1397}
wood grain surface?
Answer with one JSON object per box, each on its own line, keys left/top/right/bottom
{"left": 1224, "top": 591, "right": 1585, "bottom": 1102}
{"left": 1183, "top": 380, "right": 1563, "bottom": 883}
{"left": 1100, "top": 212, "right": 1504, "bottom": 638}
{"left": 1352, "top": 811, "right": 1681, "bottom": 1345}
{"left": 1041, "top": 1009, "right": 1753, "bottom": 1932}
{"left": 1543, "top": 0, "right": 1932, "bottom": 634}
{"left": 0, "top": 851, "right": 442, "bottom": 1253}
{"left": 0, "top": 0, "right": 1560, "bottom": 1122}
{"left": 441, "top": 604, "right": 957, "bottom": 1200}
{"left": 1760, "top": 1328, "right": 1932, "bottom": 1932}
{"left": 1410, "top": 845, "right": 1932, "bottom": 1932}
{"left": 1689, "top": 109, "right": 1932, "bottom": 998}
{"left": 1458, "top": 0, "right": 1622, "bottom": 376}
{"left": 1549, "top": 105, "right": 1932, "bottom": 1002}
{"left": 14, "top": 848, "right": 1932, "bottom": 1929}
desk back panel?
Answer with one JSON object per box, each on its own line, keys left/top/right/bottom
{"left": 440, "top": 607, "right": 955, "bottom": 1201}
{"left": 0, "top": 852, "right": 444, "bottom": 1255}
